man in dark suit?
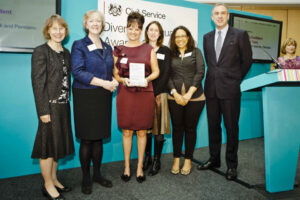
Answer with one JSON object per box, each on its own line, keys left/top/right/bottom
{"left": 197, "top": 3, "right": 252, "bottom": 180}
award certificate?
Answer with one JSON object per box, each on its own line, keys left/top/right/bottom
{"left": 129, "top": 63, "right": 145, "bottom": 87}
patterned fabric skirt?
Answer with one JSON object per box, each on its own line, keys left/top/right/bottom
{"left": 31, "top": 103, "right": 75, "bottom": 161}
{"left": 151, "top": 93, "right": 171, "bottom": 135}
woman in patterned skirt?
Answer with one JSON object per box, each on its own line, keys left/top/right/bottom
{"left": 31, "top": 14, "right": 74, "bottom": 200}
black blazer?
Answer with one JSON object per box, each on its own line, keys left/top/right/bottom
{"left": 152, "top": 46, "right": 170, "bottom": 96}
{"left": 203, "top": 26, "right": 252, "bottom": 99}
{"left": 168, "top": 48, "right": 205, "bottom": 98}
{"left": 31, "top": 43, "right": 71, "bottom": 116}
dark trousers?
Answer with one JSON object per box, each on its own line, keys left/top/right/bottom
{"left": 168, "top": 100, "right": 205, "bottom": 159}
{"left": 206, "top": 96, "right": 241, "bottom": 169}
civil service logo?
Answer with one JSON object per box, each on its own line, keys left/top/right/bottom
{"left": 109, "top": 4, "right": 122, "bottom": 16}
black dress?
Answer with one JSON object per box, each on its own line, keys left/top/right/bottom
{"left": 31, "top": 44, "right": 75, "bottom": 161}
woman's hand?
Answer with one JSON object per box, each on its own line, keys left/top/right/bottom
{"left": 183, "top": 92, "right": 193, "bottom": 105}
{"left": 183, "top": 87, "right": 197, "bottom": 105}
{"left": 174, "top": 92, "right": 187, "bottom": 106}
{"left": 112, "top": 78, "right": 119, "bottom": 87}
{"left": 142, "top": 78, "right": 148, "bottom": 88}
{"left": 122, "top": 78, "right": 130, "bottom": 86}
{"left": 40, "top": 114, "right": 51, "bottom": 123}
{"left": 101, "top": 80, "right": 117, "bottom": 92}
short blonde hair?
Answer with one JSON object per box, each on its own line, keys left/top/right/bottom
{"left": 43, "top": 14, "right": 69, "bottom": 40}
{"left": 281, "top": 38, "right": 297, "bottom": 54}
{"left": 83, "top": 10, "right": 105, "bottom": 34}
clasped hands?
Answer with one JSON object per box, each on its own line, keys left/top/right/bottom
{"left": 122, "top": 78, "right": 148, "bottom": 88}
{"left": 174, "top": 92, "right": 192, "bottom": 106}
{"left": 102, "top": 78, "right": 119, "bottom": 92}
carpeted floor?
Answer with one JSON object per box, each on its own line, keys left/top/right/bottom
{"left": 0, "top": 138, "right": 299, "bottom": 200}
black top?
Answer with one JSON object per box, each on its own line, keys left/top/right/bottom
{"left": 31, "top": 43, "right": 71, "bottom": 116}
{"left": 168, "top": 48, "right": 205, "bottom": 99}
{"left": 152, "top": 46, "right": 171, "bottom": 96}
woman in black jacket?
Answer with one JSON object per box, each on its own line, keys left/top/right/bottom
{"left": 168, "top": 26, "right": 205, "bottom": 175}
{"left": 143, "top": 21, "right": 171, "bottom": 176}
{"left": 31, "top": 15, "right": 74, "bottom": 200}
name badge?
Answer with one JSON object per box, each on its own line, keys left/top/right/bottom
{"left": 156, "top": 53, "right": 165, "bottom": 60}
{"left": 184, "top": 52, "right": 192, "bottom": 57}
{"left": 120, "top": 58, "right": 128, "bottom": 64}
{"left": 87, "top": 44, "right": 97, "bottom": 52}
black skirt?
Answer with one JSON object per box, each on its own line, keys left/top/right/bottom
{"left": 31, "top": 103, "right": 75, "bottom": 161}
{"left": 73, "top": 87, "right": 112, "bottom": 140}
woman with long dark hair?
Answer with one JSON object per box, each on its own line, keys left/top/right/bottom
{"left": 143, "top": 21, "right": 171, "bottom": 176}
{"left": 168, "top": 26, "right": 205, "bottom": 175}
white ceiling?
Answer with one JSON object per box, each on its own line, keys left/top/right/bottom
{"left": 187, "top": 0, "right": 300, "bottom": 5}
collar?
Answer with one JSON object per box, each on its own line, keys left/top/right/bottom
{"left": 215, "top": 24, "right": 229, "bottom": 36}
{"left": 83, "top": 35, "right": 107, "bottom": 50}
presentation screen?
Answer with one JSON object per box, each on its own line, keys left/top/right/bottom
{"left": 0, "top": 0, "right": 60, "bottom": 53}
{"left": 230, "top": 13, "right": 282, "bottom": 63}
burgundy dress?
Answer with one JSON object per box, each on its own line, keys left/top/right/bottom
{"left": 113, "top": 43, "right": 155, "bottom": 130}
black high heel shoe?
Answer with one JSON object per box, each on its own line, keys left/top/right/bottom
{"left": 136, "top": 175, "right": 146, "bottom": 183}
{"left": 81, "top": 182, "right": 92, "bottom": 195}
{"left": 93, "top": 175, "right": 113, "bottom": 188}
{"left": 41, "top": 185, "right": 65, "bottom": 200}
{"left": 55, "top": 185, "right": 72, "bottom": 193}
{"left": 81, "top": 178, "right": 92, "bottom": 195}
{"left": 120, "top": 174, "right": 131, "bottom": 182}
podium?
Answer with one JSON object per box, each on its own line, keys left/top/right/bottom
{"left": 241, "top": 69, "right": 300, "bottom": 193}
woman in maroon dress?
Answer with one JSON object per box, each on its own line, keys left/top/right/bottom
{"left": 113, "top": 12, "right": 159, "bottom": 183}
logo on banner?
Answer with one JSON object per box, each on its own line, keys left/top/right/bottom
{"left": 99, "top": 0, "right": 198, "bottom": 47}
{"left": 109, "top": 4, "right": 122, "bottom": 16}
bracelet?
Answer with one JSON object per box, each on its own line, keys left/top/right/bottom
{"left": 170, "top": 89, "right": 177, "bottom": 95}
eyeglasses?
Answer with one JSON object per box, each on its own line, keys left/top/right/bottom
{"left": 175, "top": 35, "right": 187, "bottom": 39}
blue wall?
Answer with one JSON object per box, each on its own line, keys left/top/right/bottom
{"left": 0, "top": 0, "right": 271, "bottom": 179}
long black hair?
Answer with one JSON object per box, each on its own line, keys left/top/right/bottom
{"left": 169, "top": 26, "right": 195, "bottom": 57}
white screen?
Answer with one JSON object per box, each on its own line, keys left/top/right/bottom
{"left": 232, "top": 15, "right": 282, "bottom": 62}
{"left": 0, "top": 0, "right": 57, "bottom": 52}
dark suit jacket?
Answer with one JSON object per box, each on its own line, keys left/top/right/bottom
{"left": 203, "top": 26, "right": 252, "bottom": 99}
{"left": 71, "top": 36, "right": 114, "bottom": 89}
{"left": 168, "top": 48, "right": 205, "bottom": 99}
{"left": 31, "top": 43, "right": 71, "bottom": 116}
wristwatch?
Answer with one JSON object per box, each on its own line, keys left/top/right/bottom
{"left": 170, "top": 89, "right": 177, "bottom": 96}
